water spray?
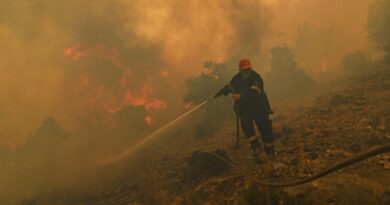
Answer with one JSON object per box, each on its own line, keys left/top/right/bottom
{"left": 95, "top": 97, "right": 215, "bottom": 167}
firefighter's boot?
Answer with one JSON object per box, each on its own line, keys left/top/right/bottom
{"left": 264, "top": 143, "right": 275, "bottom": 158}
{"left": 248, "top": 136, "right": 263, "bottom": 164}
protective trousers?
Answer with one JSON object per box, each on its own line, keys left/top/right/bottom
{"left": 240, "top": 111, "right": 274, "bottom": 156}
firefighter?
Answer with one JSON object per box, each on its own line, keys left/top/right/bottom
{"left": 214, "top": 58, "right": 275, "bottom": 161}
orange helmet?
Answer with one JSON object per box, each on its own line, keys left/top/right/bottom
{"left": 239, "top": 58, "right": 252, "bottom": 70}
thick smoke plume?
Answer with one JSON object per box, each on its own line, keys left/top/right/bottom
{"left": 0, "top": 0, "right": 374, "bottom": 203}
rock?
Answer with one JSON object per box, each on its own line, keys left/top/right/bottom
{"left": 378, "top": 154, "right": 390, "bottom": 169}
{"left": 288, "top": 158, "right": 300, "bottom": 166}
{"left": 183, "top": 149, "right": 230, "bottom": 184}
{"left": 307, "top": 152, "right": 318, "bottom": 160}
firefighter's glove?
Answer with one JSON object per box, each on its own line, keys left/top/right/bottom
{"left": 250, "top": 85, "right": 261, "bottom": 93}
{"left": 232, "top": 93, "right": 241, "bottom": 101}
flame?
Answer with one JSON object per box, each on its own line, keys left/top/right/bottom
{"left": 63, "top": 44, "right": 167, "bottom": 126}
{"left": 64, "top": 44, "right": 131, "bottom": 72}
{"left": 63, "top": 45, "right": 84, "bottom": 60}
{"left": 123, "top": 83, "right": 167, "bottom": 111}
{"left": 144, "top": 115, "right": 153, "bottom": 126}
{"left": 63, "top": 44, "right": 104, "bottom": 61}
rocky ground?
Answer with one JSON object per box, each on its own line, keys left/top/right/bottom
{"left": 21, "top": 68, "right": 390, "bottom": 205}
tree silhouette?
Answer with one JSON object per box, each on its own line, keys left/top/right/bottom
{"left": 368, "top": 0, "right": 390, "bottom": 62}
{"left": 342, "top": 50, "right": 372, "bottom": 72}
{"left": 28, "top": 117, "right": 69, "bottom": 148}
{"left": 266, "top": 45, "right": 314, "bottom": 100}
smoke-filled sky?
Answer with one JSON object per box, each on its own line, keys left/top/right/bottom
{"left": 0, "top": 0, "right": 372, "bottom": 148}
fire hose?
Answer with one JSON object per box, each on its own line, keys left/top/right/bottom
{"left": 204, "top": 142, "right": 390, "bottom": 187}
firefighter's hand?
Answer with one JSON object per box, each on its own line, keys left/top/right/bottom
{"left": 232, "top": 93, "right": 241, "bottom": 101}
{"left": 250, "top": 85, "right": 261, "bottom": 93}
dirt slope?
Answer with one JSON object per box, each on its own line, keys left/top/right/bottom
{"left": 21, "top": 68, "right": 390, "bottom": 205}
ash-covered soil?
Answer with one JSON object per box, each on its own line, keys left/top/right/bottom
{"left": 21, "top": 68, "right": 390, "bottom": 205}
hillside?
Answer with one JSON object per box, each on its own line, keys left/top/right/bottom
{"left": 21, "top": 68, "right": 390, "bottom": 205}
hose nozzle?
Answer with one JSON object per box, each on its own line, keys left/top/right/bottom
{"left": 211, "top": 91, "right": 222, "bottom": 100}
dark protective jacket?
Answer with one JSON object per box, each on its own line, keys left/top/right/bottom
{"left": 220, "top": 69, "right": 271, "bottom": 115}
